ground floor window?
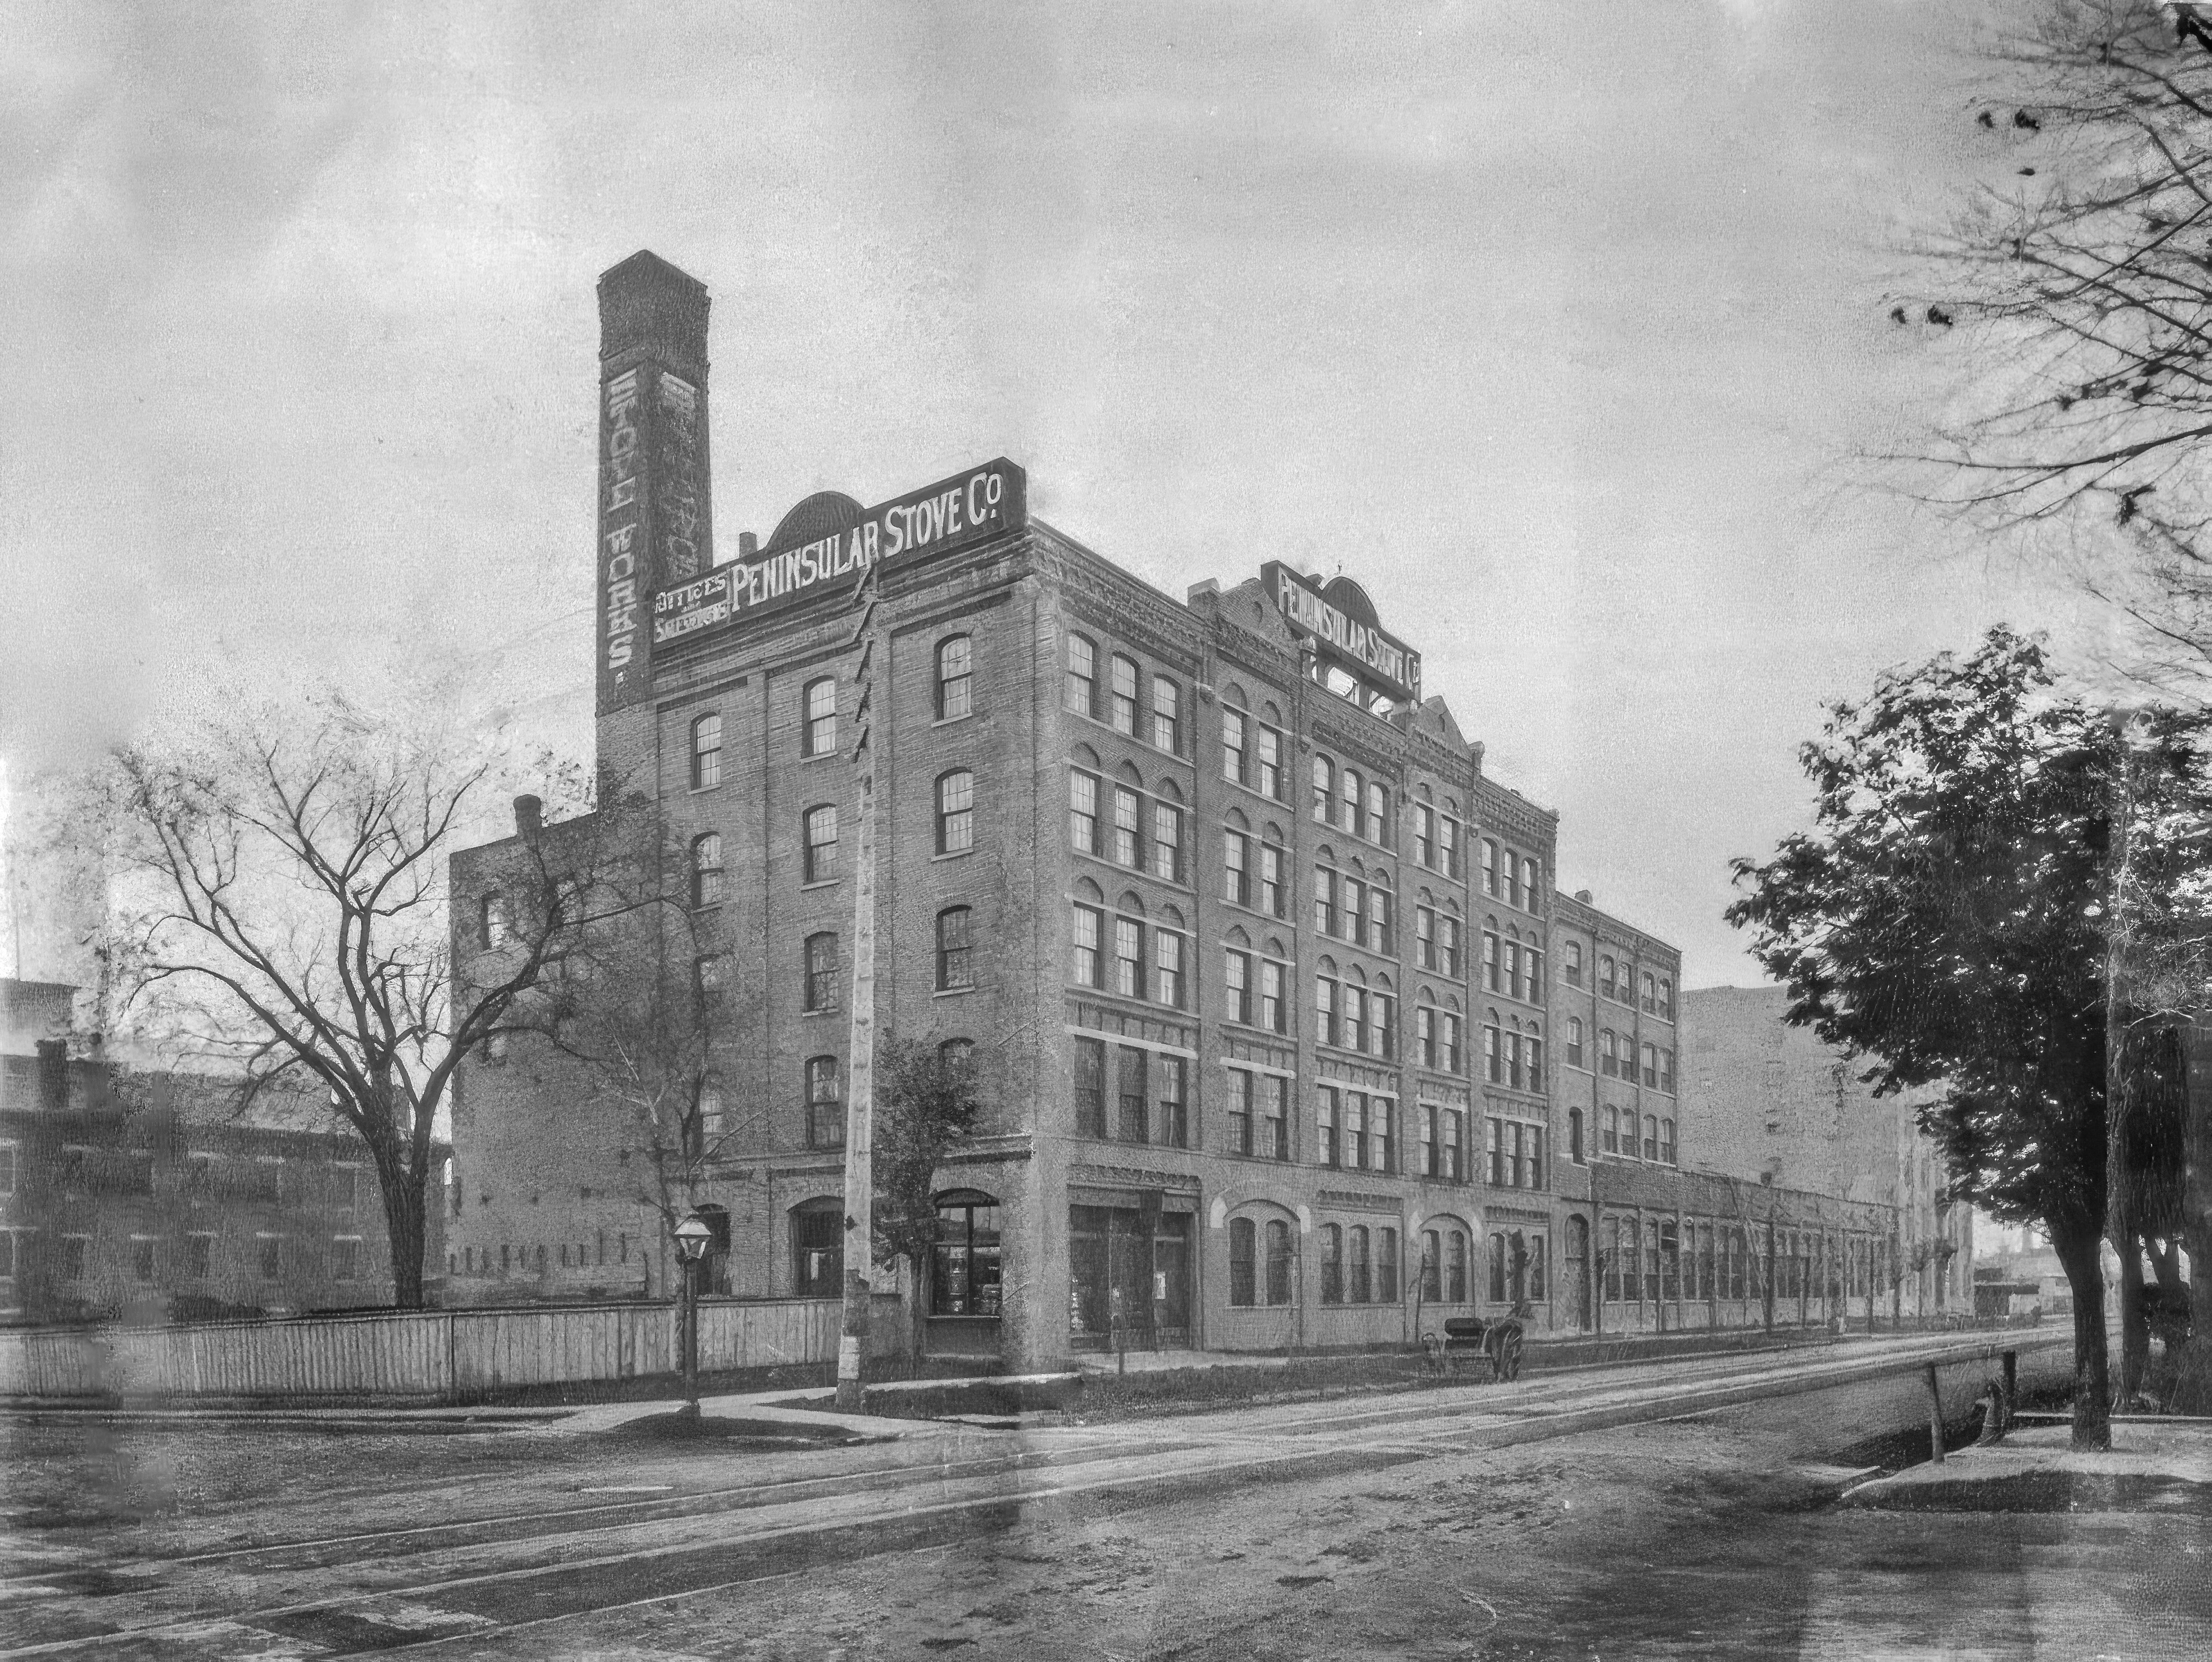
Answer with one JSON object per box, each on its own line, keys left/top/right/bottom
{"left": 1070, "top": 1203, "right": 1192, "bottom": 1347}
{"left": 932, "top": 1192, "right": 1002, "bottom": 1317}
{"left": 793, "top": 1201, "right": 842, "bottom": 1298}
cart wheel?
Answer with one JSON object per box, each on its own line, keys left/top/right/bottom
{"left": 1498, "top": 1330, "right": 1524, "bottom": 1382}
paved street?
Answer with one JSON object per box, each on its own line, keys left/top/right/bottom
{"left": 6, "top": 1330, "right": 2174, "bottom": 1660}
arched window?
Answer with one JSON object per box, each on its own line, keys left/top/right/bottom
{"left": 937, "top": 635, "right": 973, "bottom": 720}
{"left": 1645, "top": 1220, "right": 1663, "bottom": 1304}
{"left": 1421, "top": 1230, "right": 1442, "bottom": 1301}
{"left": 802, "top": 678, "right": 837, "bottom": 757}
{"left": 792, "top": 1199, "right": 842, "bottom": 1296}
{"left": 1658, "top": 976, "right": 1674, "bottom": 1020}
{"left": 1604, "top": 1106, "right": 1620, "bottom": 1155}
{"left": 1110, "top": 654, "right": 1140, "bottom": 734}
{"left": 1565, "top": 941, "right": 1583, "bottom": 985}
{"left": 1264, "top": 1219, "right": 1293, "bottom": 1305}
{"left": 937, "top": 770, "right": 975, "bottom": 854}
{"left": 1379, "top": 1226, "right": 1400, "bottom": 1303}
{"left": 1480, "top": 838, "right": 1498, "bottom": 896}
{"left": 1503, "top": 855, "right": 1521, "bottom": 910}
{"left": 1599, "top": 956, "right": 1617, "bottom": 999}
{"left": 1600, "top": 1029, "right": 1618, "bottom": 1077}
{"left": 1661, "top": 1117, "right": 1677, "bottom": 1164}
{"left": 691, "top": 833, "right": 723, "bottom": 908}
{"left": 931, "top": 1190, "right": 1002, "bottom": 1317}
{"left": 1312, "top": 756, "right": 1335, "bottom": 823}
{"left": 698, "top": 1076, "right": 726, "bottom": 1149}
{"left": 805, "top": 1056, "right": 842, "bottom": 1148}
{"left": 1319, "top": 1223, "right": 1344, "bottom": 1304}
{"left": 804, "top": 804, "right": 839, "bottom": 884}
{"left": 1643, "top": 972, "right": 1657, "bottom": 1013}
{"left": 1525, "top": 1027, "right": 1544, "bottom": 1087}
{"left": 803, "top": 933, "right": 839, "bottom": 1012}
{"left": 1340, "top": 767, "right": 1363, "bottom": 837}
{"left": 691, "top": 713, "right": 723, "bottom": 789}
{"left": 1448, "top": 1228, "right": 1469, "bottom": 1303}
{"left": 1348, "top": 1225, "right": 1372, "bottom": 1304}
{"left": 1521, "top": 857, "right": 1540, "bottom": 909}
{"left": 936, "top": 907, "right": 973, "bottom": 990}
{"left": 1366, "top": 780, "right": 1389, "bottom": 846}
{"left": 1229, "top": 1216, "right": 1257, "bottom": 1307}
{"left": 938, "top": 1036, "right": 975, "bottom": 1074}
{"left": 1151, "top": 675, "right": 1181, "bottom": 753}
{"left": 1566, "top": 1017, "right": 1584, "bottom": 1068}
{"left": 1066, "top": 633, "right": 1098, "bottom": 718}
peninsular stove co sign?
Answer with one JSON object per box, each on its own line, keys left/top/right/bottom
{"left": 653, "top": 459, "right": 1027, "bottom": 645}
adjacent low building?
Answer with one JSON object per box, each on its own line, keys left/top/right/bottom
{"left": 0, "top": 977, "right": 428, "bottom": 1324}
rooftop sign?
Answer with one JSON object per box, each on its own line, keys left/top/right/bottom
{"left": 653, "top": 459, "right": 1027, "bottom": 645}
{"left": 1261, "top": 562, "right": 1422, "bottom": 704}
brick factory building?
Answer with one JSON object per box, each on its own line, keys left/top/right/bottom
{"left": 446, "top": 252, "right": 1940, "bottom": 1369}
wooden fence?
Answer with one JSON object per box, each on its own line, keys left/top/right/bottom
{"left": 0, "top": 1295, "right": 903, "bottom": 1402}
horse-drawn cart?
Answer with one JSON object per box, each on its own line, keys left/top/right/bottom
{"left": 1420, "top": 1305, "right": 1527, "bottom": 1382}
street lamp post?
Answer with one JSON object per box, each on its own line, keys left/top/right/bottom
{"left": 672, "top": 1211, "right": 714, "bottom": 1419}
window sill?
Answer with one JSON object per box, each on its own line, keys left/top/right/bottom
{"left": 932, "top": 985, "right": 976, "bottom": 999}
{"left": 799, "top": 749, "right": 840, "bottom": 764}
{"left": 933, "top": 711, "right": 978, "bottom": 729}
{"left": 801, "top": 1007, "right": 841, "bottom": 1019}
{"left": 932, "top": 848, "right": 975, "bottom": 862}
{"left": 688, "top": 783, "right": 722, "bottom": 795}
{"left": 801, "top": 878, "right": 841, "bottom": 892}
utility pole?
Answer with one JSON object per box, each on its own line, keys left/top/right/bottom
{"left": 834, "top": 570, "right": 883, "bottom": 1415}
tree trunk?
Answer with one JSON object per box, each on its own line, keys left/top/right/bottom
{"left": 2050, "top": 1219, "right": 2112, "bottom": 1452}
{"left": 2172, "top": 1019, "right": 2212, "bottom": 1414}
{"left": 908, "top": 1250, "right": 929, "bottom": 1378}
{"left": 377, "top": 1152, "right": 428, "bottom": 1310}
{"left": 2116, "top": 1227, "right": 2147, "bottom": 1404}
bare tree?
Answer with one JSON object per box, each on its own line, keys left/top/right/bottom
{"left": 871, "top": 1038, "right": 981, "bottom": 1363}
{"left": 89, "top": 689, "right": 632, "bottom": 1308}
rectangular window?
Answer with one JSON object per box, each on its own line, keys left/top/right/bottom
{"left": 804, "top": 804, "right": 839, "bottom": 884}
{"left": 1484, "top": 931, "right": 1499, "bottom": 991}
{"left": 1416, "top": 906, "right": 1435, "bottom": 970}
{"left": 1343, "top": 881, "right": 1364, "bottom": 949}
{"left": 938, "top": 772, "right": 975, "bottom": 854}
{"left": 1230, "top": 1218, "right": 1256, "bottom": 1307}
{"left": 1152, "top": 803, "right": 1181, "bottom": 883}
{"left": 1157, "top": 1055, "right": 1188, "bottom": 1149}
{"left": 1420, "top": 1104, "right": 1439, "bottom": 1177}
{"left": 804, "top": 678, "right": 838, "bottom": 757}
{"left": 1417, "top": 1006, "right": 1436, "bottom": 1070}
{"left": 62, "top": 1235, "right": 89, "bottom": 1281}
{"left": 1263, "top": 1074, "right": 1290, "bottom": 1160}
{"left": 1444, "top": 1012, "right": 1463, "bottom": 1074}
{"left": 1072, "top": 905, "right": 1103, "bottom": 987}
{"left": 1075, "top": 1038, "right": 1107, "bottom": 1136}
{"left": 1317, "top": 1086, "right": 1339, "bottom": 1168}
{"left": 1343, "top": 1090, "right": 1367, "bottom": 1170}
{"left": 1070, "top": 770, "right": 1100, "bottom": 855}
{"left": 1487, "top": 1118, "right": 1504, "bottom": 1186}
{"left": 131, "top": 1236, "right": 156, "bottom": 1283}
{"left": 1228, "top": 1069, "right": 1254, "bottom": 1155}
{"left": 1313, "top": 866, "right": 1337, "bottom": 936}
{"left": 1371, "top": 1097, "right": 1394, "bottom": 1173}
{"left": 1156, "top": 930, "right": 1185, "bottom": 1009}
{"left": 937, "top": 909, "right": 974, "bottom": 990}
{"left": 1379, "top": 1228, "right": 1399, "bottom": 1303}
{"left": 1113, "top": 916, "right": 1144, "bottom": 999}
{"left": 1441, "top": 816, "right": 1460, "bottom": 879}
{"left": 1226, "top": 949, "right": 1251, "bottom": 1023}
{"left": 803, "top": 935, "right": 838, "bottom": 1012}
{"left": 1257, "top": 725, "right": 1283, "bottom": 800}
{"left": 1442, "top": 916, "right": 1461, "bottom": 978}
{"left": 1151, "top": 676, "right": 1181, "bottom": 753}
{"left": 1344, "top": 984, "right": 1367, "bottom": 1055}
{"left": 1111, "top": 655, "right": 1140, "bottom": 735}
{"left": 1117, "top": 1047, "right": 1148, "bottom": 1143}
{"left": 1374, "top": 994, "right": 1395, "bottom": 1061}
{"left": 1067, "top": 634, "right": 1098, "bottom": 717}
{"left": 1416, "top": 806, "right": 1435, "bottom": 867}
{"left": 1371, "top": 890, "right": 1392, "bottom": 955}
{"left": 808, "top": 1057, "right": 844, "bottom": 1147}
{"left": 1224, "top": 831, "right": 1250, "bottom": 905}
{"left": 1446, "top": 1108, "right": 1466, "bottom": 1181}
{"left": 1113, "top": 787, "right": 1142, "bottom": 867}
{"left": 1317, "top": 976, "right": 1336, "bottom": 1047}
{"left": 1258, "top": 843, "right": 1285, "bottom": 916}
{"left": 1481, "top": 838, "right": 1497, "bottom": 895}
{"left": 1259, "top": 959, "right": 1285, "bottom": 1033}
{"left": 1223, "top": 708, "right": 1249, "bottom": 785}
{"left": 0, "top": 1142, "right": 14, "bottom": 1196}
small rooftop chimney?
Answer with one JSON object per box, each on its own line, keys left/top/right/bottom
{"left": 1574, "top": 889, "right": 1593, "bottom": 904}
{"left": 739, "top": 531, "right": 758, "bottom": 558}
{"left": 514, "top": 795, "right": 543, "bottom": 838}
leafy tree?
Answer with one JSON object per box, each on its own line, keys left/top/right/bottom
{"left": 88, "top": 689, "right": 628, "bottom": 1308}
{"left": 871, "top": 1038, "right": 981, "bottom": 1363}
{"left": 1727, "top": 628, "right": 2212, "bottom": 1446}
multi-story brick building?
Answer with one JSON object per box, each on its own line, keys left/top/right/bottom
{"left": 1681, "top": 984, "right": 1973, "bottom": 1318}
{"left": 0, "top": 978, "right": 425, "bottom": 1324}
{"left": 446, "top": 252, "right": 1935, "bottom": 1368}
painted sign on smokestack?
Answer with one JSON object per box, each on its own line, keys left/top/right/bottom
{"left": 596, "top": 251, "right": 714, "bottom": 714}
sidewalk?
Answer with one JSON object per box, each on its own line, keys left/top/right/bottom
{"left": 1842, "top": 1419, "right": 2212, "bottom": 1513}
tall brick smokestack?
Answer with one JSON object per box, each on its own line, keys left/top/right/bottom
{"left": 595, "top": 252, "right": 713, "bottom": 716}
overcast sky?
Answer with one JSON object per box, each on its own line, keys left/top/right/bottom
{"left": 1, "top": 0, "right": 2123, "bottom": 987}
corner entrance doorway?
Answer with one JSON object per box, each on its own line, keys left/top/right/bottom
{"left": 1069, "top": 1200, "right": 1192, "bottom": 1351}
